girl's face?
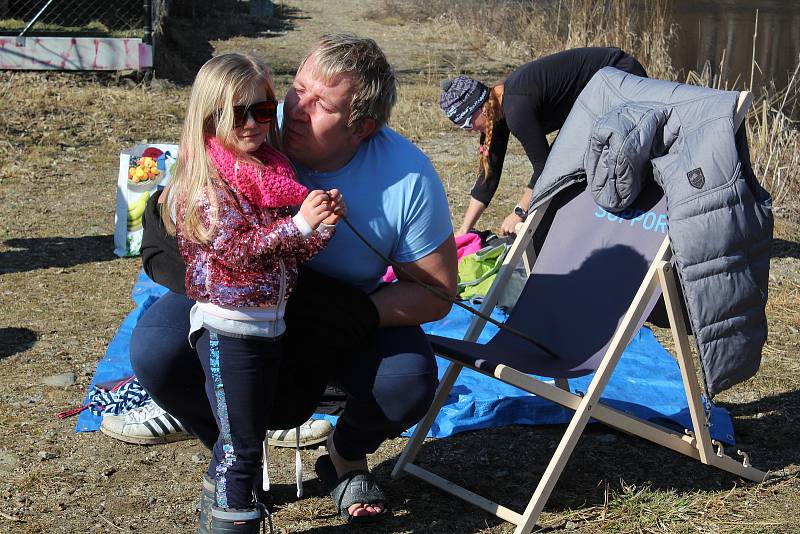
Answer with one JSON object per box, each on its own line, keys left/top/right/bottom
{"left": 231, "top": 84, "right": 270, "bottom": 154}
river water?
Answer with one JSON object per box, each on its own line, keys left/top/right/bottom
{"left": 666, "top": 0, "right": 800, "bottom": 90}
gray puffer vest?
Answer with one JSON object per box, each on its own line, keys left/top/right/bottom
{"left": 530, "top": 67, "right": 773, "bottom": 397}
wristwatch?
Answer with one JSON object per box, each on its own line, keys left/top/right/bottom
{"left": 514, "top": 205, "right": 527, "bottom": 221}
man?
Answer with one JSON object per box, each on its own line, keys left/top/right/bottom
{"left": 125, "top": 33, "right": 457, "bottom": 526}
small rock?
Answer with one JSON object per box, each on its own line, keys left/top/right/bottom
{"left": 38, "top": 451, "right": 58, "bottom": 461}
{"left": 149, "top": 78, "right": 172, "bottom": 91}
{"left": 0, "top": 450, "right": 20, "bottom": 472}
{"left": 191, "top": 453, "right": 206, "bottom": 463}
{"left": 120, "top": 78, "right": 138, "bottom": 89}
{"left": 41, "top": 372, "right": 76, "bottom": 387}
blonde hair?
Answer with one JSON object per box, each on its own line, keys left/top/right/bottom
{"left": 299, "top": 33, "right": 397, "bottom": 130}
{"left": 163, "top": 53, "right": 280, "bottom": 244}
{"left": 478, "top": 85, "right": 504, "bottom": 176}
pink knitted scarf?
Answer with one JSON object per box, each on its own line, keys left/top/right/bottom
{"left": 206, "top": 136, "right": 308, "bottom": 209}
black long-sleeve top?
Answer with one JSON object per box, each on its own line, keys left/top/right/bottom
{"left": 471, "top": 47, "right": 646, "bottom": 205}
{"left": 140, "top": 188, "right": 186, "bottom": 294}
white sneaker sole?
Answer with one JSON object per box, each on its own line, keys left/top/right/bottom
{"left": 267, "top": 432, "right": 328, "bottom": 448}
{"left": 100, "top": 425, "right": 194, "bottom": 445}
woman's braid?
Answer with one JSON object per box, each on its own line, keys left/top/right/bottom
{"left": 478, "top": 90, "right": 499, "bottom": 177}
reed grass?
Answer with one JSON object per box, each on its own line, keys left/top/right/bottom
{"left": 377, "top": 0, "right": 799, "bottom": 204}
{"left": 374, "top": 0, "right": 676, "bottom": 78}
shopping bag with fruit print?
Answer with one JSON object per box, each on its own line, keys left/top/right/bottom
{"left": 113, "top": 143, "right": 178, "bottom": 257}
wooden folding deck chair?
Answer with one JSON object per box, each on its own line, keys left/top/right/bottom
{"left": 391, "top": 92, "right": 765, "bottom": 533}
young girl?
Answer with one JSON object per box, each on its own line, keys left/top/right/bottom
{"left": 164, "top": 53, "right": 343, "bottom": 533}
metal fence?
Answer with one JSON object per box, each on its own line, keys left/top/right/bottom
{"left": 0, "top": 0, "right": 146, "bottom": 36}
{"left": 0, "top": 0, "right": 275, "bottom": 37}
{"left": 0, "top": 0, "right": 275, "bottom": 72}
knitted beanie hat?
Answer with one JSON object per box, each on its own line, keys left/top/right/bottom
{"left": 439, "top": 75, "right": 490, "bottom": 126}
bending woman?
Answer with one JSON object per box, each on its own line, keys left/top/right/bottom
{"left": 440, "top": 47, "right": 647, "bottom": 236}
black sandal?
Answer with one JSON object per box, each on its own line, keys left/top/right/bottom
{"left": 314, "top": 455, "right": 388, "bottom": 524}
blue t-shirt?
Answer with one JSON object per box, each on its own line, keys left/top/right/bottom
{"left": 292, "top": 127, "right": 452, "bottom": 294}
{"left": 278, "top": 104, "right": 452, "bottom": 293}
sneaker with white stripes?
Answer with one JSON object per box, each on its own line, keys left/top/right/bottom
{"left": 266, "top": 418, "right": 332, "bottom": 448}
{"left": 100, "top": 401, "right": 193, "bottom": 445}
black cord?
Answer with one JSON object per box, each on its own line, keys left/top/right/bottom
{"left": 337, "top": 214, "right": 560, "bottom": 359}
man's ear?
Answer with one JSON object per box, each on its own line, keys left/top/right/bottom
{"left": 349, "top": 118, "right": 377, "bottom": 144}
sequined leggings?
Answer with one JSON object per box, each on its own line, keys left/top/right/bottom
{"left": 195, "top": 330, "right": 282, "bottom": 510}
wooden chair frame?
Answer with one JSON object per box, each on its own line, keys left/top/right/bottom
{"left": 391, "top": 92, "right": 764, "bottom": 534}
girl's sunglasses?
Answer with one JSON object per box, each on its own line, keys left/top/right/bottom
{"left": 229, "top": 100, "right": 278, "bottom": 128}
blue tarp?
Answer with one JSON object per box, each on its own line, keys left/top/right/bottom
{"left": 77, "top": 270, "right": 735, "bottom": 444}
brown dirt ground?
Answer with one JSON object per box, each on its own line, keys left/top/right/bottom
{"left": 1, "top": 1, "right": 799, "bottom": 533}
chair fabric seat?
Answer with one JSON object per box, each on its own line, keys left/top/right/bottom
{"left": 429, "top": 183, "right": 668, "bottom": 381}
{"left": 428, "top": 333, "right": 596, "bottom": 379}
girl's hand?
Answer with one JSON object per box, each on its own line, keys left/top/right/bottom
{"left": 322, "top": 189, "right": 346, "bottom": 226}
{"left": 300, "top": 190, "right": 333, "bottom": 230}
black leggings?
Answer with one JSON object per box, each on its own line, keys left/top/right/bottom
{"left": 130, "top": 292, "right": 439, "bottom": 462}
{"left": 196, "top": 330, "right": 281, "bottom": 509}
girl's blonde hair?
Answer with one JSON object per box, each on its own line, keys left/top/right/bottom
{"left": 478, "top": 85, "right": 504, "bottom": 177}
{"left": 162, "top": 53, "right": 280, "bottom": 243}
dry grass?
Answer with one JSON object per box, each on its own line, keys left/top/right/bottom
{"left": 372, "top": 0, "right": 676, "bottom": 79}
{"left": 748, "top": 87, "right": 800, "bottom": 204}
{"left": 1, "top": 1, "right": 799, "bottom": 533}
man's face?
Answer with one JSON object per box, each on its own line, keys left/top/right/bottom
{"left": 283, "top": 55, "right": 368, "bottom": 172}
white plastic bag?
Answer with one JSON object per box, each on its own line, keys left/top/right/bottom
{"left": 113, "top": 143, "right": 177, "bottom": 257}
